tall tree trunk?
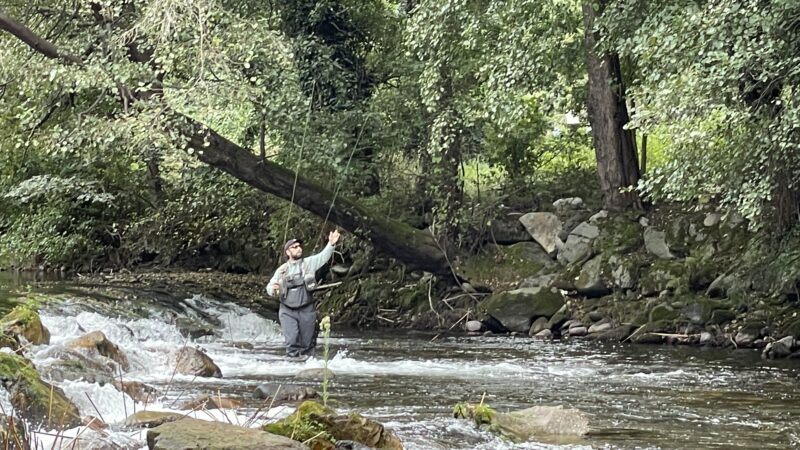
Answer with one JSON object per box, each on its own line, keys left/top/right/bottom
{"left": 429, "top": 69, "right": 463, "bottom": 243}
{"left": 582, "top": 2, "right": 642, "bottom": 211}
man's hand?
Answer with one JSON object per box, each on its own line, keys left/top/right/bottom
{"left": 271, "top": 283, "right": 281, "bottom": 295}
{"left": 328, "top": 229, "right": 341, "bottom": 245}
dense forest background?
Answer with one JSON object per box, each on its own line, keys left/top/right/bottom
{"left": 0, "top": 0, "right": 798, "bottom": 284}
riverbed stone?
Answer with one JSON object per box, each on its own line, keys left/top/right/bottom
{"left": 644, "top": 228, "right": 674, "bottom": 259}
{"left": 588, "top": 322, "right": 612, "bottom": 334}
{"left": 125, "top": 411, "right": 186, "bottom": 428}
{"left": 533, "top": 329, "right": 553, "bottom": 340}
{"left": 519, "top": 212, "right": 563, "bottom": 255}
{"left": 479, "top": 287, "right": 565, "bottom": 333}
{"left": 296, "top": 368, "right": 335, "bottom": 380}
{"left": 0, "top": 353, "right": 81, "bottom": 430}
{"left": 1, "top": 306, "right": 50, "bottom": 347}
{"left": 264, "top": 401, "right": 402, "bottom": 450}
{"left": 465, "top": 320, "right": 483, "bottom": 332}
{"left": 67, "top": 330, "right": 129, "bottom": 371}
{"left": 253, "top": 383, "right": 318, "bottom": 402}
{"left": 496, "top": 405, "right": 589, "bottom": 440}
{"left": 148, "top": 418, "right": 306, "bottom": 450}
{"left": 528, "top": 317, "right": 550, "bottom": 336}
{"left": 557, "top": 222, "right": 599, "bottom": 265}
{"left": 553, "top": 197, "right": 584, "bottom": 213}
{"left": 36, "top": 347, "right": 115, "bottom": 384}
{"left": 175, "top": 346, "right": 222, "bottom": 378}
{"left": 575, "top": 256, "right": 611, "bottom": 297}
{"left": 568, "top": 326, "right": 588, "bottom": 337}
{"left": 179, "top": 395, "right": 242, "bottom": 410}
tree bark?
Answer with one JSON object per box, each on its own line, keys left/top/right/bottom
{"left": 0, "top": 11, "right": 453, "bottom": 276}
{"left": 582, "top": 2, "right": 642, "bottom": 211}
{"left": 186, "top": 123, "right": 449, "bottom": 273}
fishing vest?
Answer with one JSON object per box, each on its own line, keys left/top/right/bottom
{"left": 280, "top": 261, "right": 317, "bottom": 309}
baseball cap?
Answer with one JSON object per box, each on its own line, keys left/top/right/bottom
{"left": 283, "top": 239, "right": 303, "bottom": 253}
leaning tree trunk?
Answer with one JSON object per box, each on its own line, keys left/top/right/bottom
{"left": 0, "top": 11, "right": 452, "bottom": 277}
{"left": 582, "top": 2, "right": 642, "bottom": 211}
{"left": 186, "top": 121, "right": 450, "bottom": 274}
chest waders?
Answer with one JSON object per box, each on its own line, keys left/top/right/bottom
{"left": 279, "top": 262, "right": 318, "bottom": 357}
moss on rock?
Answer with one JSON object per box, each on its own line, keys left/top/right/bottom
{"left": 264, "top": 400, "right": 403, "bottom": 450}
{"left": 0, "top": 353, "right": 80, "bottom": 430}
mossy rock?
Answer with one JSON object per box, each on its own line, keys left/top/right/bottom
{"left": 148, "top": 418, "right": 306, "bottom": 450}
{"left": 0, "top": 353, "right": 80, "bottom": 430}
{"left": 678, "top": 296, "right": 730, "bottom": 325}
{"left": 1, "top": 305, "right": 50, "bottom": 345}
{"left": 709, "top": 309, "right": 737, "bottom": 326}
{"left": 781, "top": 319, "right": 800, "bottom": 337}
{"left": 649, "top": 304, "right": 679, "bottom": 323}
{"left": 594, "top": 214, "right": 644, "bottom": 255}
{"left": 264, "top": 400, "right": 403, "bottom": 450}
{"left": 479, "top": 287, "right": 565, "bottom": 333}
{"left": 458, "top": 242, "right": 553, "bottom": 291}
{"left": 639, "top": 260, "right": 687, "bottom": 296}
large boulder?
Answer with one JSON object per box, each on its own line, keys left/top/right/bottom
{"left": 148, "top": 418, "right": 306, "bottom": 450}
{"left": 575, "top": 256, "right": 611, "bottom": 297}
{"left": 494, "top": 406, "right": 590, "bottom": 441}
{"left": 174, "top": 346, "right": 222, "bottom": 378}
{"left": 454, "top": 402, "right": 588, "bottom": 442}
{"left": 557, "top": 222, "right": 599, "bottom": 265}
{"left": 0, "top": 353, "right": 81, "bottom": 430}
{"left": 519, "top": 212, "right": 563, "bottom": 255}
{"left": 1, "top": 305, "right": 50, "bottom": 347}
{"left": 265, "top": 401, "right": 402, "bottom": 450}
{"left": 479, "top": 287, "right": 565, "bottom": 333}
{"left": 66, "top": 331, "right": 129, "bottom": 371}
{"left": 458, "top": 242, "right": 556, "bottom": 290}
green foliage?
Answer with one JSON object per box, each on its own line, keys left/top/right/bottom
{"left": 600, "top": 0, "right": 800, "bottom": 229}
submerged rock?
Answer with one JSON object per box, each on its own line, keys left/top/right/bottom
{"left": 253, "top": 383, "right": 318, "bottom": 402}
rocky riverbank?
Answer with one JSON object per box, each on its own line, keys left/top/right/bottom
{"left": 12, "top": 199, "right": 800, "bottom": 360}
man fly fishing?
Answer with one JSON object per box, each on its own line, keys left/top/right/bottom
{"left": 266, "top": 229, "right": 340, "bottom": 360}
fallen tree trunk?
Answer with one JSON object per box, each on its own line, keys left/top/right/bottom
{"left": 187, "top": 122, "right": 451, "bottom": 274}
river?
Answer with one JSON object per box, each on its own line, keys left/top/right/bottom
{"left": 1, "top": 276, "right": 799, "bottom": 449}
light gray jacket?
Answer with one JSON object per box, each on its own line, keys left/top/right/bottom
{"left": 266, "top": 243, "right": 335, "bottom": 297}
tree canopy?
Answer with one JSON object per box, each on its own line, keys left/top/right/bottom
{"left": 0, "top": 0, "right": 797, "bottom": 272}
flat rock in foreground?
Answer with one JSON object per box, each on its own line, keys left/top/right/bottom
{"left": 147, "top": 418, "right": 307, "bottom": 450}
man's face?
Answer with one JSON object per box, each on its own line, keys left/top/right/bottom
{"left": 286, "top": 242, "right": 303, "bottom": 260}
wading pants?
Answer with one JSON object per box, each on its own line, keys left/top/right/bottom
{"left": 278, "top": 302, "right": 318, "bottom": 356}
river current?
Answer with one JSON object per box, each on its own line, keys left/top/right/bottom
{"left": 1, "top": 287, "right": 799, "bottom": 449}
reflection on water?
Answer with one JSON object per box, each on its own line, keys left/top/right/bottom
{"left": 3, "top": 290, "right": 800, "bottom": 450}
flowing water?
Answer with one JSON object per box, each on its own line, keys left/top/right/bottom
{"left": 1, "top": 279, "right": 799, "bottom": 449}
